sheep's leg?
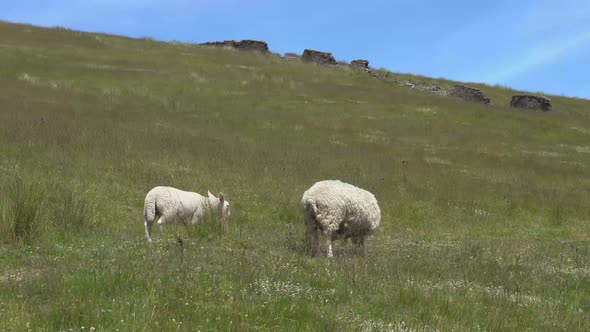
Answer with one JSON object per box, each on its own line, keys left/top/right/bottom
{"left": 332, "top": 233, "right": 344, "bottom": 256}
{"left": 153, "top": 215, "right": 166, "bottom": 239}
{"left": 305, "top": 223, "right": 320, "bottom": 257}
{"left": 325, "top": 230, "right": 334, "bottom": 258}
{"left": 359, "top": 236, "right": 368, "bottom": 257}
{"left": 351, "top": 236, "right": 367, "bottom": 256}
{"left": 191, "top": 209, "right": 208, "bottom": 226}
{"left": 144, "top": 210, "right": 162, "bottom": 243}
{"left": 351, "top": 236, "right": 360, "bottom": 255}
{"left": 342, "top": 236, "right": 350, "bottom": 255}
{"left": 144, "top": 216, "right": 154, "bottom": 243}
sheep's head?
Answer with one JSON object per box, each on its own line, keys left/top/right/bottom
{"left": 208, "top": 191, "right": 231, "bottom": 220}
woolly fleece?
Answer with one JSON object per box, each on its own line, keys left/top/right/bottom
{"left": 143, "top": 186, "right": 230, "bottom": 242}
{"left": 301, "top": 180, "right": 381, "bottom": 257}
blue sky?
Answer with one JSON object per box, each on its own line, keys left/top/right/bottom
{"left": 3, "top": 0, "right": 590, "bottom": 99}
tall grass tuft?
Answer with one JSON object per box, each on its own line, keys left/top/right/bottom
{"left": 185, "top": 213, "right": 228, "bottom": 241}
{"left": 58, "top": 186, "right": 97, "bottom": 233}
{"left": 284, "top": 221, "right": 306, "bottom": 254}
{"left": 47, "top": 182, "right": 99, "bottom": 237}
{"left": 0, "top": 178, "right": 46, "bottom": 244}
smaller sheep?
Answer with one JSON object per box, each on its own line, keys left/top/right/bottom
{"left": 301, "top": 180, "right": 381, "bottom": 257}
{"left": 143, "top": 186, "right": 231, "bottom": 242}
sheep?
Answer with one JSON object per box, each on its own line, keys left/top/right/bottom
{"left": 143, "top": 186, "right": 231, "bottom": 242}
{"left": 301, "top": 180, "right": 381, "bottom": 257}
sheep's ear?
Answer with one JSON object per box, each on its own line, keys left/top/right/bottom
{"left": 208, "top": 190, "right": 214, "bottom": 199}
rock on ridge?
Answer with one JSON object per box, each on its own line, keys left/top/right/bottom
{"left": 301, "top": 49, "right": 337, "bottom": 65}
{"left": 449, "top": 85, "right": 491, "bottom": 104}
{"left": 350, "top": 59, "right": 369, "bottom": 70}
{"left": 510, "top": 95, "right": 552, "bottom": 111}
{"left": 200, "top": 40, "right": 269, "bottom": 53}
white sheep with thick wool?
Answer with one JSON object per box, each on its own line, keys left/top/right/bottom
{"left": 143, "top": 186, "right": 231, "bottom": 242}
{"left": 301, "top": 180, "right": 381, "bottom": 257}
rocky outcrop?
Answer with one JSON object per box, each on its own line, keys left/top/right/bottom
{"left": 399, "top": 81, "right": 447, "bottom": 96}
{"left": 301, "top": 49, "right": 336, "bottom": 65}
{"left": 351, "top": 59, "right": 369, "bottom": 70}
{"left": 200, "top": 40, "right": 269, "bottom": 53}
{"left": 510, "top": 95, "right": 551, "bottom": 111}
{"left": 366, "top": 68, "right": 386, "bottom": 79}
{"left": 449, "top": 85, "right": 490, "bottom": 105}
{"left": 362, "top": 68, "right": 448, "bottom": 96}
{"left": 284, "top": 55, "right": 300, "bottom": 62}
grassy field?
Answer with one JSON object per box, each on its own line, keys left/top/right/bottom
{"left": 0, "top": 21, "right": 589, "bottom": 331}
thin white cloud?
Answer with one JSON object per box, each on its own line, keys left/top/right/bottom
{"left": 477, "top": 30, "right": 590, "bottom": 83}
{"left": 462, "top": 1, "right": 590, "bottom": 84}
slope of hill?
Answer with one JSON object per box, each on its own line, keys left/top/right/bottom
{"left": 0, "top": 21, "right": 589, "bottom": 331}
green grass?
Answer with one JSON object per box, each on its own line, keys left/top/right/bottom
{"left": 0, "top": 177, "right": 46, "bottom": 244}
{"left": 0, "top": 21, "right": 589, "bottom": 331}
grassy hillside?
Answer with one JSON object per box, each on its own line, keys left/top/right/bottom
{"left": 0, "top": 21, "right": 589, "bottom": 331}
